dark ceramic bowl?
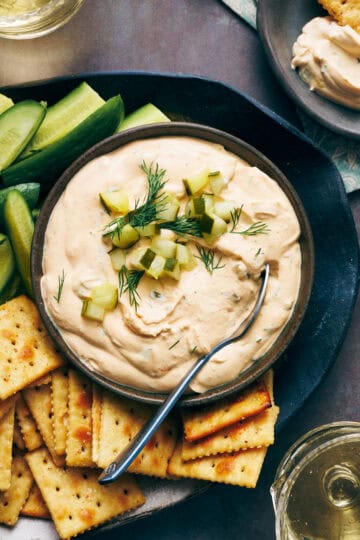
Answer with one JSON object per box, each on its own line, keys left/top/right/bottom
{"left": 31, "top": 122, "right": 314, "bottom": 406}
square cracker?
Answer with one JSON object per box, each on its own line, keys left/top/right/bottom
{"left": 168, "top": 440, "right": 267, "bottom": 487}
{"left": 0, "top": 296, "right": 65, "bottom": 400}
{"left": 51, "top": 367, "right": 69, "bottom": 456}
{"left": 0, "top": 395, "right": 16, "bottom": 422}
{"left": 318, "top": 0, "right": 360, "bottom": 33}
{"left": 92, "top": 383, "right": 103, "bottom": 464}
{"left": 21, "top": 482, "right": 50, "bottom": 519}
{"left": 0, "top": 404, "right": 15, "bottom": 491}
{"left": 16, "top": 394, "right": 43, "bottom": 452}
{"left": 182, "top": 378, "right": 271, "bottom": 442}
{"left": 0, "top": 456, "right": 33, "bottom": 525}
{"left": 26, "top": 448, "right": 145, "bottom": 540}
{"left": 181, "top": 405, "right": 279, "bottom": 461}
{"left": 23, "top": 385, "right": 65, "bottom": 466}
{"left": 97, "top": 392, "right": 177, "bottom": 478}
{"left": 66, "top": 370, "right": 94, "bottom": 467}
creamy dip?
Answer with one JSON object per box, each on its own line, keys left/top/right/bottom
{"left": 41, "top": 136, "right": 301, "bottom": 393}
{"left": 292, "top": 17, "right": 360, "bottom": 110}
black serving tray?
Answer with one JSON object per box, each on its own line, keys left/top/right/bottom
{"left": 1, "top": 71, "right": 358, "bottom": 538}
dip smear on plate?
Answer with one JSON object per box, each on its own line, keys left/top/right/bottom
{"left": 41, "top": 136, "right": 301, "bottom": 393}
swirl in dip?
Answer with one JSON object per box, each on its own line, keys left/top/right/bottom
{"left": 41, "top": 136, "right": 301, "bottom": 393}
{"left": 292, "top": 17, "right": 360, "bottom": 110}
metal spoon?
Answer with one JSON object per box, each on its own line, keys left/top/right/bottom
{"left": 98, "top": 262, "right": 270, "bottom": 484}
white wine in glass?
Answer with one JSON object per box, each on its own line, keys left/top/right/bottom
{"left": 271, "top": 422, "right": 360, "bottom": 540}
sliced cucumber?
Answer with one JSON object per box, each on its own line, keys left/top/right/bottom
{"left": 2, "top": 95, "right": 123, "bottom": 191}
{"left": 151, "top": 236, "right": 177, "bottom": 258}
{"left": 0, "top": 93, "right": 14, "bottom": 115}
{"left": 183, "top": 169, "right": 210, "bottom": 196}
{"left": 20, "top": 83, "right": 108, "bottom": 159}
{"left": 90, "top": 283, "right": 118, "bottom": 310}
{"left": 199, "top": 211, "right": 227, "bottom": 236}
{"left": 140, "top": 248, "right": 156, "bottom": 270}
{"left": 0, "top": 100, "right": 46, "bottom": 172}
{"left": 109, "top": 248, "right": 127, "bottom": 271}
{"left": 164, "top": 258, "right": 181, "bottom": 280}
{"left": 0, "top": 182, "right": 40, "bottom": 228}
{"left": 213, "top": 200, "right": 237, "bottom": 223}
{"left": 0, "top": 233, "right": 16, "bottom": 297}
{"left": 146, "top": 254, "right": 166, "bottom": 279}
{"left": 0, "top": 272, "right": 22, "bottom": 305}
{"left": 156, "top": 192, "right": 180, "bottom": 221}
{"left": 128, "top": 247, "right": 147, "bottom": 270}
{"left": 99, "top": 190, "right": 129, "bottom": 214}
{"left": 118, "top": 103, "right": 170, "bottom": 132}
{"left": 111, "top": 223, "right": 139, "bottom": 249}
{"left": 81, "top": 299, "right": 105, "bottom": 322}
{"left": 4, "top": 190, "right": 34, "bottom": 298}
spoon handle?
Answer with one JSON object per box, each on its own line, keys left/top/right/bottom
{"left": 98, "top": 353, "right": 210, "bottom": 484}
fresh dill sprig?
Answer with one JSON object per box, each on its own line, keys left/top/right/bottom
{"left": 118, "top": 266, "right": 144, "bottom": 311}
{"left": 255, "top": 247, "right": 262, "bottom": 257}
{"left": 195, "top": 246, "right": 225, "bottom": 274}
{"left": 190, "top": 345, "right": 198, "bottom": 355}
{"left": 230, "top": 205, "right": 269, "bottom": 236}
{"left": 230, "top": 205, "right": 243, "bottom": 232}
{"left": 169, "top": 339, "right": 180, "bottom": 350}
{"left": 159, "top": 216, "right": 203, "bottom": 237}
{"left": 53, "top": 270, "right": 66, "bottom": 303}
{"left": 103, "top": 161, "right": 167, "bottom": 238}
{"left": 240, "top": 222, "right": 270, "bottom": 236}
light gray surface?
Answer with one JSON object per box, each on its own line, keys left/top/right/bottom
{"left": 0, "top": 2, "right": 359, "bottom": 539}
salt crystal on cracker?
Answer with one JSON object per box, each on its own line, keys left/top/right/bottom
{"left": 97, "top": 392, "right": 177, "bottom": 478}
{"left": 0, "top": 296, "right": 65, "bottom": 400}
{"left": 182, "top": 378, "right": 271, "bottom": 442}
{"left": 51, "top": 367, "right": 69, "bottom": 456}
{"left": 168, "top": 440, "right": 267, "bottom": 487}
{"left": 16, "top": 394, "right": 43, "bottom": 452}
{"left": 21, "top": 482, "right": 50, "bottom": 519}
{"left": 66, "top": 370, "right": 95, "bottom": 467}
{"left": 0, "top": 404, "right": 15, "bottom": 491}
{"left": 0, "top": 456, "right": 33, "bottom": 525}
{"left": 181, "top": 406, "right": 279, "bottom": 461}
{"left": 26, "top": 448, "right": 145, "bottom": 540}
{"left": 23, "top": 385, "right": 65, "bottom": 466}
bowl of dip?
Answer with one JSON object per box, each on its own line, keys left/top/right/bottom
{"left": 31, "top": 122, "right": 314, "bottom": 406}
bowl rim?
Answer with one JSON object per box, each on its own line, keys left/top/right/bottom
{"left": 31, "top": 121, "right": 315, "bottom": 406}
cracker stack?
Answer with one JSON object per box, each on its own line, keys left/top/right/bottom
{"left": 318, "top": 0, "right": 360, "bottom": 33}
{"left": 0, "top": 295, "right": 280, "bottom": 538}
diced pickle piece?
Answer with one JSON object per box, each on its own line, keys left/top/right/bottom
{"left": 128, "top": 247, "right": 147, "bottom": 270}
{"left": 164, "top": 258, "right": 181, "bottom": 280}
{"left": 209, "top": 172, "right": 225, "bottom": 195}
{"left": 135, "top": 222, "right": 158, "bottom": 237}
{"left": 213, "top": 200, "right": 237, "bottom": 223}
{"left": 99, "top": 190, "right": 129, "bottom": 214}
{"left": 112, "top": 223, "right": 139, "bottom": 248}
{"left": 183, "top": 169, "right": 210, "bottom": 195}
{"left": 185, "top": 197, "right": 205, "bottom": 218}
{"left": 81, "top": 299, "right": 105, "bottom": 321}
{"left": 146, "top": 254, "right": 166, "bottom": 279}
{"left": 200, "top": 212, "right": 227, "bottom": 236}
{"left": 90, "top": 283, "right": 118, "bottom": 310}
{"left": 176, "top": 244, "right": 197, "bottom": 270}
{"left": 109, "top": 248, "right": 126, "bottom": 271}
{"left": 140, "top": 248, "right": 157, "bottom": 270}
{"left": 151, "top": 236, "right": 177, "bottom": 258}
{"left": 156, "top": 192, "right": 180, "bottom": 221}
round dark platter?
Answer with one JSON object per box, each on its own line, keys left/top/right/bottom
{"left": 1, "top": 71, "right": 359, "bottom": 538}
{"left": 257, "top": 0, "right": 360, "bottom": 140}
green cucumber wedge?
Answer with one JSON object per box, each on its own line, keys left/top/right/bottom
{"left": 4, "top": 190, "right": 34, "bottom": 298}
{"left": 0, "top": 183, "right": 40, "bottom": 228}
{"left": 0, "top": 93, "right": 14, "bottom": 115}
{"left": 2, "top": 95, "right": 124, "bottom": 191}
{"left": 20, "top": 82, "right": 107, "bottom": 159}
{"left": 0, "top": 272, "right": 22, "bottom": 305}
{"left": 118, "top": 103, "right": 170, "bottom": 132}
{"left": 0, "top": 100, "right": 46, "bottom": 172}
{"left": 0, "top": 233, "right": 16, "bottom": 297}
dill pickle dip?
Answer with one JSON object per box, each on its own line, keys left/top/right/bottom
{"left": 41, "top": 136, "right": 301, "bottom": 393}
